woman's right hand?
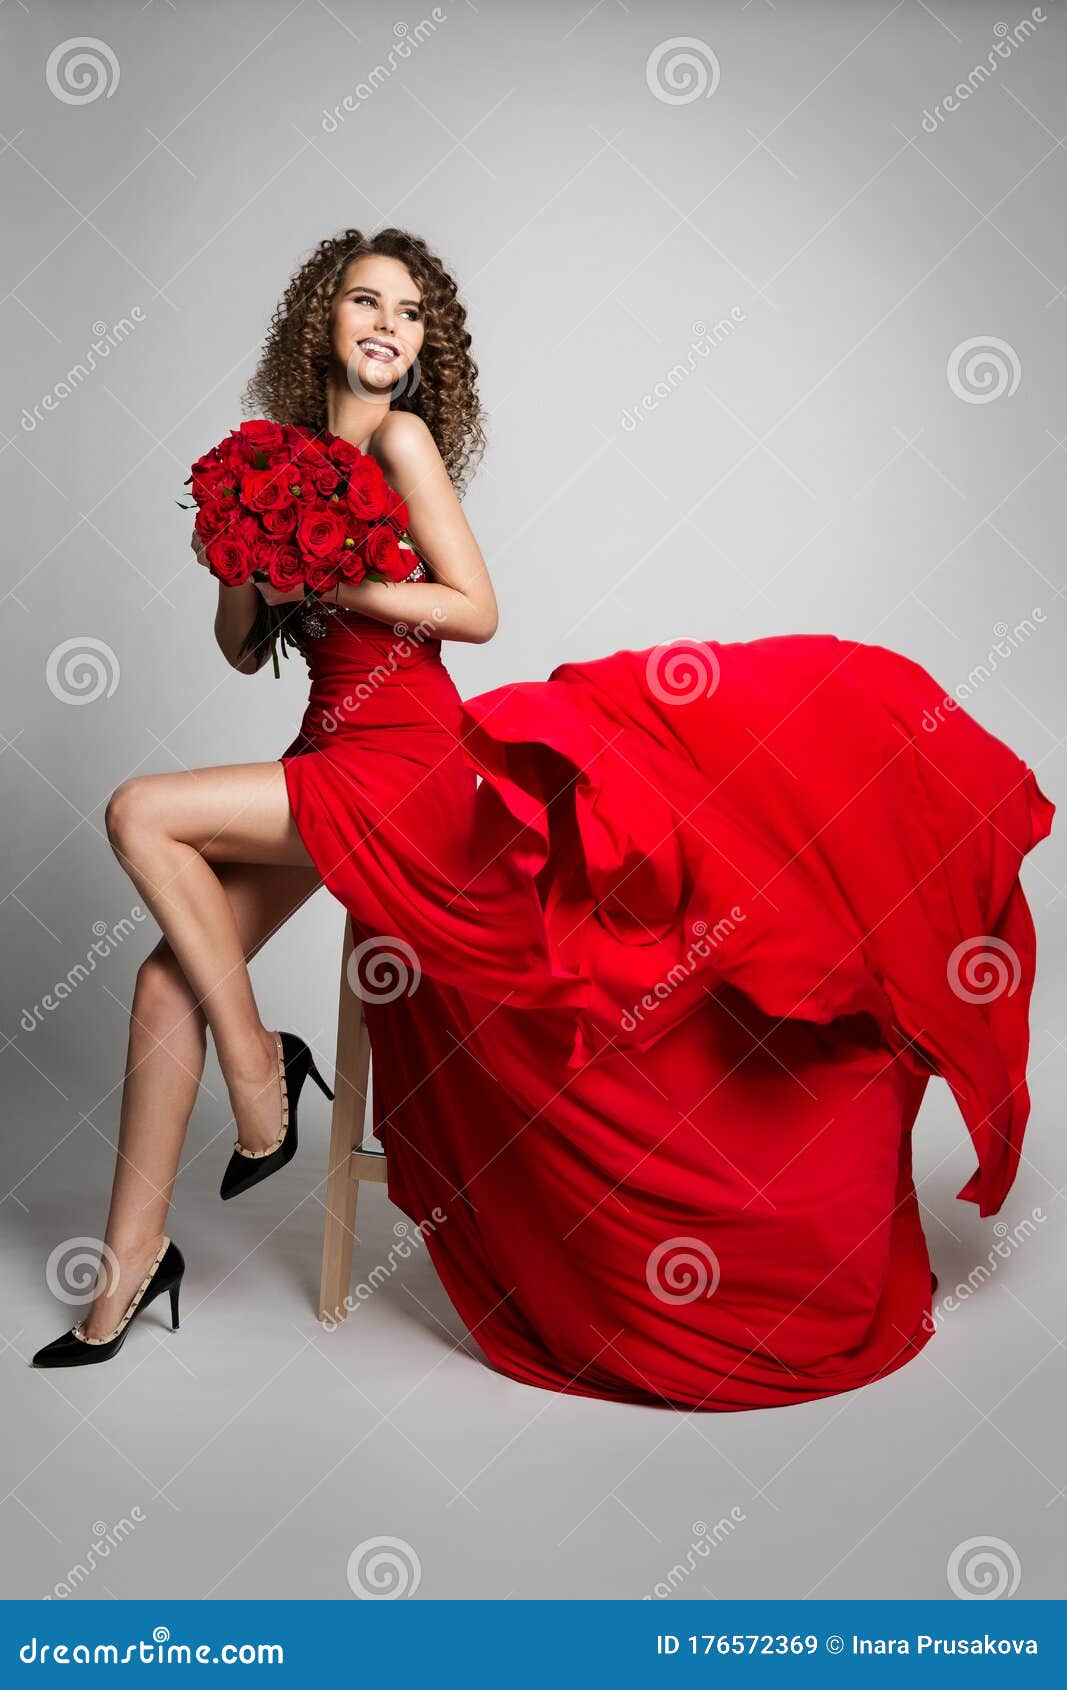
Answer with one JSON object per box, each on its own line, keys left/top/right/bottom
{"left": 191, "top": 528, "right": 210, "bottom": 569}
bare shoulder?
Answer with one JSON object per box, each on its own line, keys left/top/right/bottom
{"left": 365, "top": 411, "right": 441, "bottom": 478}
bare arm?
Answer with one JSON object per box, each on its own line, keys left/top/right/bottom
{"left": 192, "top": 531, "right": 266, "bottom": 674}
{"left": 332, "top": 413, "right": 498, "bottom": 644}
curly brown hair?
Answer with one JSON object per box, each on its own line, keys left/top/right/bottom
{"left": 242, "top": 227, "right": 486, "bottom": 495}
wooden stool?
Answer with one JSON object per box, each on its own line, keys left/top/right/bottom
{"left": 318, "top": 914, "right": 387, "bottom": 1326}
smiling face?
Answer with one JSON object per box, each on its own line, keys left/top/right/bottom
{"left": 330, "top": 254, "right": 425, "bottom": 396}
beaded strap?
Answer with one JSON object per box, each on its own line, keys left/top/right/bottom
{"left": 232, "top": 1032, "right": 288, "bottom": 1159}
{"left": 71, "top": 1235, "right": 170, "bottom": 1346}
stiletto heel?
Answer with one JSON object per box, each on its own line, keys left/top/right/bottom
{"left": 306, "top": 1052, "right": 335, "bottom": 1101}
{"left": 219, "top": 1030, "right": 334, "bottom": 1202}
{"left": 32, "top": 1239, "right": 186, "bottom": 1369}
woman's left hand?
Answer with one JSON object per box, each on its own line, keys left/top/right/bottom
{"left": 255, "top": 579, "right": 306, "bottom": 606}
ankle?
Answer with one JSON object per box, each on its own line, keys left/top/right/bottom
{"left": 225, "top": 1028, "right": 279, "bottom": 1090}
{"left": 103, "top": 1231, "right": 166, "bottom": 1266}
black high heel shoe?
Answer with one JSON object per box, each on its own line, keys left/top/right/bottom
{"left": 219, "top": 1029, "right": 334, "bottom": 1202}
{"left": 32, "top": 1237, "right": 185, "bottom": 1368}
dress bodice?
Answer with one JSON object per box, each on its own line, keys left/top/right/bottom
{"left": 281, "top": 584, "right": 460, "bottom": 756}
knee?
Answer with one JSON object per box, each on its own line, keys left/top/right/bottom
{"left": 105, "top": 778, "right": 157, "bottom": 856}
{"left": 134, "top": 948, "right": 204, "bottom": 1032}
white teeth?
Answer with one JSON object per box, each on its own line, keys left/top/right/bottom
{"left": 359, "top": 339, "right": 396, "bottom": 356}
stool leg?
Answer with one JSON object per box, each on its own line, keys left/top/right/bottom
{"left": 318, "top": 916, "right": 371, "bottom": 1326}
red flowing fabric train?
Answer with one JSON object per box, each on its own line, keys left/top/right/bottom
{"left": 280, "top": 609, "right": 1053, "bottom": 1412}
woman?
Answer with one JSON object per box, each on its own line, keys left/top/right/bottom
{"left": 33, "top": 228, "right": 1054, "bottom": 1411}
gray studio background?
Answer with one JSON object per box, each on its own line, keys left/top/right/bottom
{"left": 2, "top": 0, "right": 1064, "bottom": 1602}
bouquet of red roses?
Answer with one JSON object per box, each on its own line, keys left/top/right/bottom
{"left": 182, "top": 419, "right": 423, "bottom": 676}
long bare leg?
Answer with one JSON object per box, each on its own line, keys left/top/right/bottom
{"left": 84, "top": 763, "right": 321, "bottom": 1336}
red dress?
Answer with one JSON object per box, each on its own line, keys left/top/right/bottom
{"left": 280, "top": 605, "right": 1053, "bottom": 1412}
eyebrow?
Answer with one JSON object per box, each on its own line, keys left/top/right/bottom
{"left": 347, "top": 285, "right": 422, "bottom": 307}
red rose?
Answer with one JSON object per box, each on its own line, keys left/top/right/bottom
{"left": 237, "top": 419, "right": 285, "bottom": 453}
{"left": 193, "top": 503, "right": 226, "bottom": 542}
{"left": 338, "top": 523, "right": 372, "bottom": 577}
{"left": 345, "top": 459, "right": 389, "bottom": 522}
{"left": 205, "top": 534, "right": 253, "bottom": 586}
{"left": 305, "top": 555, "right": 342, "bottom": 593}
{"left": 364, "top": 522, "right": 405, "bottom": 580}
{"left": 189, "top": 462, "right": 234, "bottom": 504}
{"left": 262, "top": 504, "right": 298, "bottom": 538}
{"left": 382, "top": 488, "right": 409, "bottom": 532}
{"left": 240, "top": 467, "right": 292, "bottom": 513}
{"left": 296, "top": 505, "right": 349, "bottom": 563}
{"left": 264, "top": 543, "right": 304, "bottom": 592}
{"left": 327, "top": 434, "right": 360, "bottom": 470}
